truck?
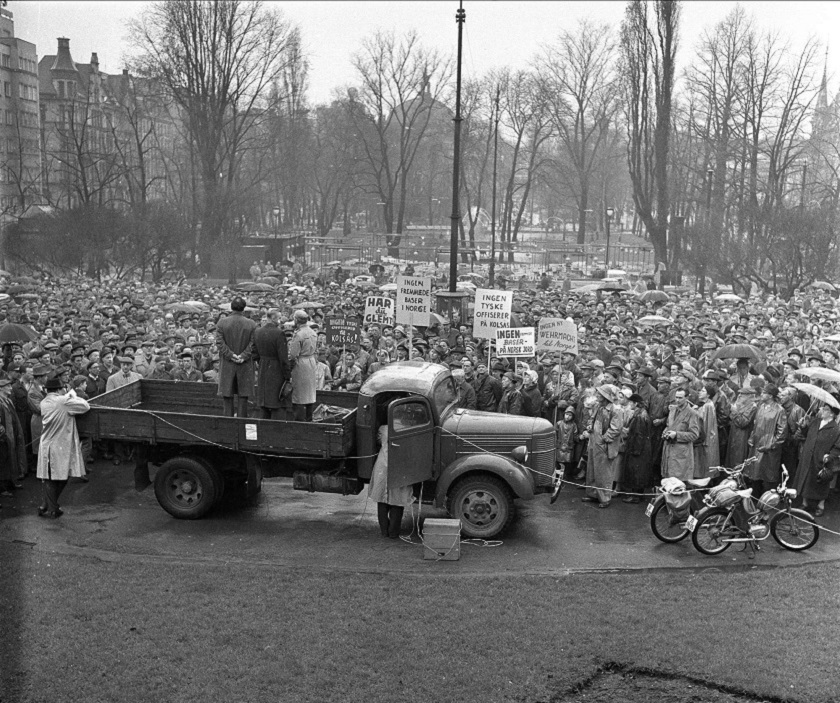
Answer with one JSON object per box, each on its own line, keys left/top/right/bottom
{"left": 76, "top": 362, "right": 556, "bottom": 538}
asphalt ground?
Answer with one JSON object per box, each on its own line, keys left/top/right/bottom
{"left": 2, "top": 459, "right": 839, "bottom": 575}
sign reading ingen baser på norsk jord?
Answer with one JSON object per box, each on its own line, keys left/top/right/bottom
{"left": 473, "top": 288, "right": 513, "bottom": 339}
{"left": 325, "top": 316, "right": 361, "bottom": 346}
{"left": 363, "top": 296, "right": 395, "bottom": 326}
{"left": 395, "top": 275, "right": 431, "bottom": 325}
{"left": 496, "top": 327, "right": 535, "bottom": 357}
{"left": 536, "top": 318, "right": 579, "bottom": 355}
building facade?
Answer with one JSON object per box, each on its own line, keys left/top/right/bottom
{"left": 0, "top": 8, "right": 41, "bottom": 215}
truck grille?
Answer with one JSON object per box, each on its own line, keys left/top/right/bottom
{"left": 531, "top": 431, "right": 556, "bottom": 490}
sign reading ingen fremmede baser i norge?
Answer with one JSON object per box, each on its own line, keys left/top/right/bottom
{"left": 473, "top": 289, "right": 513, "bottom": 339}
{"left": 363, "top": 295, "right": 395, "bottom": 326}
{"left": 496, "top": 327, "right": 535, "bottom": 357}
{"left": 395, "top": 275, "right": 431, "bottom": 325}
{"left": 325, "top": 316, "right": 361, "bottom": 346}
{"left": 536, "top": 318, "right": 579, "bottom": 355}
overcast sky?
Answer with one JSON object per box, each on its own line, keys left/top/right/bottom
{"left": 11, "top": 1, "right": 840, "bottom": 104}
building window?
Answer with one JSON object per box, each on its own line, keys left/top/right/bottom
{"left": 3, "top": 82, "right": 9, "bottom": 98}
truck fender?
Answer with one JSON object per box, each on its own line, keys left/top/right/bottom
{"left": 434, "top": 454, "right": 535, "bottom": 508}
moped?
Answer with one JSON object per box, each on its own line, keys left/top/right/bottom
{"left": 688, "top": 465, "right": 819, "bottom": 556}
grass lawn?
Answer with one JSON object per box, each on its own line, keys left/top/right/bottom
{"left": 1, "top": 542, "right": 838, "bottom": 703}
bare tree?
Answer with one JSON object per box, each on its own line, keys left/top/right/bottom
{"left": 348, "top": 30, "right": 452, "bottom": 256}
{"left": 130, "top": 0, "right": 297, "bottom": 273}
{"left": 538, "top": 19, "right": 619, "bottom": 245}
{"left": 619, "top": 0, "right": 681, "bottom": 268}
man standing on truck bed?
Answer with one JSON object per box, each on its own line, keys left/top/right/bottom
{"left": 215, "top": 296, "right": 257, "bottom": 418}
{"left": 288, "top": 309, "right": 319, "bottom": 421}
{"left": 253, "top": 309, "right": 291, "bottom": 420}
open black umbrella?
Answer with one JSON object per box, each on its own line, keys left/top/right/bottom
{"left": 712, "top": 343, "right": 763, "bottom": 362}
{"left": 0, "top": 322, "right": 37, "bottom": 343}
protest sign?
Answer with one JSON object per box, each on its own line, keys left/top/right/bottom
{"left": 325, "top": 316, "right": 361, "bottom": 346}
{"left": 496, "top": 327, "right": 535, "bottom": 357}
{"left": 536, "top": 318, "right": 579, "bottom": 355}
{"left": 473, "top": 288, "right": 512, "bottom": 339}
{"left": 395, "top": 275, "right": 432, "bottom": 325}
{"left": 363, "top": 295, "right": 395, "bottom": 326}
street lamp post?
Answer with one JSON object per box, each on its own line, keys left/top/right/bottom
{"left": 605, "top": 206, "right": 614, "bottom": 268}
{"left": 272, "top": 206, "right": 280, "bottom": 239}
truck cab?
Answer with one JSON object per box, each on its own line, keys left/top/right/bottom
{"left": 354, "top": 362, "right": 555, "bottom": 538}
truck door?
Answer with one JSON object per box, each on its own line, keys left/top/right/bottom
{"left": 386, "top": 396, "right": 434, "bottom": 489}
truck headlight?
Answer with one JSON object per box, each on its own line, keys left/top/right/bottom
{"left": 511, "top": 446, "right": 529, "bottom": 464}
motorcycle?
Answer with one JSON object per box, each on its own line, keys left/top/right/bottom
{"left": 646, "top": 457, "right": 757, "bottom": 543}
{"left": 688, "top": 464, "right": 819, "bottom": 556}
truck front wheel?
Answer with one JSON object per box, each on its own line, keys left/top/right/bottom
{"left": 154, "top": 456, "right": 218, "bottom": 519}
{"left": 447, "top": 475, "right": 515, "bottom": 539}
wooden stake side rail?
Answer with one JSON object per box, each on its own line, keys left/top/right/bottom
{"left": 76, "top": 380, "right": 356, "bottom": 458}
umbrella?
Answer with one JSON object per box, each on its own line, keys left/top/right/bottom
{"left": 637, "top": 314, "right": 673, "bottom": 326}
{"left": 379, "top": 283, "right": 397, "bottom": 292}
{"left": 597, "top": 281, "right": 628, "bottom": 292}
{"left": 791, "top": 382, "right": 840, "bottom": 409}
{"left": 286, "top": 285, "right": 307, "bottom": 293}
{"left": 0, "top": 322, "right": 37, "bottom": 343}
{"left": 713, "top": 343, "right": 764, "bottom": 362}
{"left": 0, "top": 294, "right": 10, "bottom": 305}
{"left": 261, "top": 271, "right": 283, "bottom": 278}
{"left": 295, "top": 301, "right": 325, "bottom": 309}
{"left": 715, "top": 293, "right": 744, "bottom": 302}
{"left": 15, "top": 293, "right": 39, "bottom": 300}
{"left": 809, "top": 281, "right": 836, "bottom": 291}
{"left": 235, "top": 282, "right": 275, "bottom": 292}
{"left": 217, "top": 302, "right": 257, "bottom": 313}
{"left": 795, "top": 367, "right": 840, "bottom": 385}
{"left": 10, "top": 276, "right": 38, "bottom": 284}
{"left": 181, "top": 300, "right": 211, "bottom": 311}
{"left": 257, "top": 277, "right": 282, "bottom": 285}
{"left": 6, "top": 284, "right": 32, "bottom": 295}
{"left": 429, "top": 312, "right": 447, "bottom": 326}
{"left": 165, "top": 302, "right": 206, "bottom": 315}
{"left": 326, "top": 260, "right": 343, "bottom": 266}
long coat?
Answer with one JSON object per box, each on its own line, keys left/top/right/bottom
{"left": 586, "top": 402, "right": 623, "bottom": 503}
{"left": 727, "top": 400, "right": 756, "bottom": 468}
{"left": 36, "top": 391, "right": 90, "bottom": 481}
{"left": 794, "top": 417, "right": 840, "bottom": 502}
{"left": 747, "top": 400, "right": 787, "bottom": 484}
{"left": 27, "top": 384, "right": 45, "bottom": 456}
{"left": 661, "top": 403, "right": 701, "bottom": 481}
{"left": 623, "top": 407, "right": 652, "bottom": 492}
{"left": 253, "top": 322, "right": 290, "bottom": 409}
{"left": 215, "top": 312, "right": 257, "bottom": 397}
{"left": 781, "top": 401, "right": 806, "bottom": 481}
{"left": 288, "top": 324, "right": 318, "bottom": 405}
{"left": 696, "top": 400, "right": 719, "bottom": 477}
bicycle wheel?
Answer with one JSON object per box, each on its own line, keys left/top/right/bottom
{"left": 770, "top": 509, "right": 820, "bottom": 551}
{"left": 691, "top": 507, "right": 735, "bottom": 555}
{"left": 650, "top": 498, "right": 689, "bottom": 543}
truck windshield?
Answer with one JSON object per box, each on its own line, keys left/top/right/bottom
{"left": 432, "top": 377, "right": 457, "bottom": 417}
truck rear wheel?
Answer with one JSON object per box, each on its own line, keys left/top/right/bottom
{"left": 154, "top": 456, "right": 218, "bottom": 519}
{"left": 447, "top": 475, "right": 515, "bottom": 539}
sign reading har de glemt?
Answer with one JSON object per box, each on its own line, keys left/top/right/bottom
{"left": 473, "top": 289, "right": 513, "bottom": 339}
{"left": 395, "top": 275, "right": 432, "bottom": 325}
{"left": 363, "top": 296, "right": 395, "bottom": 326}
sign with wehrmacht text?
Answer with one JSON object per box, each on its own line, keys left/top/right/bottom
{"left": 536, "top": 318, "right": 579, "bottom": 355}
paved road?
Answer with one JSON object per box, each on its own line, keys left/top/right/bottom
{"left": 2, "top": 460, "right": 839, "bottom": 575}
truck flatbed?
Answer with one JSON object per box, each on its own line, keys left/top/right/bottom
{"left": 76, "top": 380, "right": 357, "bottom": 459}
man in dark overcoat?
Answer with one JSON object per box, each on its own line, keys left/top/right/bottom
{"left": 253, "top": 309, "right": 290, "bottom": 420}
{"left": 215, "top": 296, "right": 257, "bottom": 418}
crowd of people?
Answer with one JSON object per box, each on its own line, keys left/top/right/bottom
{"left": 1, "top": 262, "right": 839, "bottom": 521}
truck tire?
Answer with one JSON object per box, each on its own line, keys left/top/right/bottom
{"left": 154, "top": 456, "right": 218, "bottom": 519}
{"left": 447, "top": 475, "right": 515, "bottom": 539}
